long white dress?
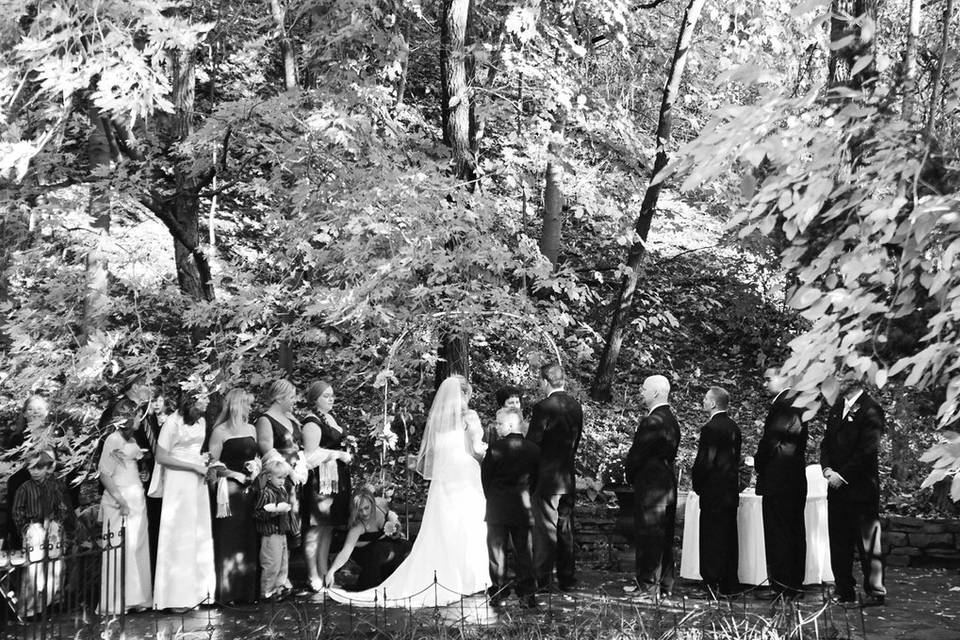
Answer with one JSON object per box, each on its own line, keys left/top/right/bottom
{"left": 150, "top": 413, "right": 216, "bottom": 609}
{"left": 98, "top": 431, "right": 152, "bottom": 613}
{"left": 327, "top": 408, "right": 489, "bottom": 607}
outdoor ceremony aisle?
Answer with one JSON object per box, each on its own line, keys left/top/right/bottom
{"left": 16, "top": 566, "right": 955, "bottom": 640}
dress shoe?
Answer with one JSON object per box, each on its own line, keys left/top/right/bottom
{"left": 862, "top": 594, "right": 885, "bottom": 607}
{"left": 831, "top": 592, "right": 857, "bottom": 604}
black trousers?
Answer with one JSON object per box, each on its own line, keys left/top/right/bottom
{"left": 486, "top": 524, "right": 536, "bottom": 597}
{"left": 762, "top": 495, "right": 806, "bottom": 593}
{"left": 146, "top": 495, "right": 162, "bottom": 578}
{"left": 633, "top": 483, "right": 676, "bottom": 593}
{"left": 699, "top": 504, "right": 739, "bottom": 593}
{"left": 532, "top": 492, "right": 576, "bottom": 588}
{"left": 827, "top": 497, "right": 885, "bottom": 598}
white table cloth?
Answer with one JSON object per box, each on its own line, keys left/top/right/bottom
{"left": 679, "top": 465, "right": 833, "bottom": 585}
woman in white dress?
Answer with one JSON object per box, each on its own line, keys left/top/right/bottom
{"left": 325, "top": 375, "right": 489, "bottom": 607}
{"left": 98, "top": 423, "right": 152, "bottom": 613}
{"left": 149, "top": 394, "right": 216, "bottom": 611}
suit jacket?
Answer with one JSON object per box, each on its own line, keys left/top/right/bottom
{"left": 691, "top": 412, "right": 742, "bottom": 509}
{"left": 624, "top": 405, "right": 681, "bottom": 491}
{"left": 755, "top": 390, "right": 808, "bottom": 499}
{"left": 481, "top": 434, "right": 540, "bottom": 526}
{"left": 526, "top": 390, "right": 583, "bottom": 495}
{"left": 820, "top": 391, "right": 885, "bottom": 504}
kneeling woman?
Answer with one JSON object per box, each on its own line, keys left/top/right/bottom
{"left": 324, "top": 489, "right": 408, "bottom": 591}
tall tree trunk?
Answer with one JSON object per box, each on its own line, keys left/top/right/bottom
{"left": 924, "top": 0, "right": 955, "bottom": 142}
{"left": 901, "top": 0, "right": 922, "bottom": 119}
{"left": 162, "top": 46, "right": 216, "bottom": 303}
{"left": 827, "top": 0, "right": 878, "bottom": 90}
{"left": 539, "top": 159, "right": 563, "bottom": 266}
{"left": 590, "top": 0, "right": 707, "bottom": 402}
{"left": 83, "top": 108, "right": 113, "bottom": 339}
{"left": 435, "top": 0, "right": 474, "bottom": 386}
{"left": 441, "top": 0, "right": 476, "bottom": 185}
{"left": 268, "top": 0, "right": 298, "bottom": 91}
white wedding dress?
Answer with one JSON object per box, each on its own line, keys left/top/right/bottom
{"left": 327, "top": 377, "right": 489, "bottom": 607}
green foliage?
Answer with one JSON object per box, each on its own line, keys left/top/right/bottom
{"left": 665, "top": 8, "right": 960, "bottom": 497}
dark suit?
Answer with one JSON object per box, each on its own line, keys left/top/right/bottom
{"left": 481, "top": 434, "right": 540, "bottom": 598}
{"left": 820, "top": 391, "right": 886, "bottom": 599}
{"left": 691, "top": 412, "right": 741, "bottom": 593}
{"left": 526, "top": 390, "right": 583, "bottom": 589}
{"left": 755, "top": 390, "right": 807, "bottom": 593}
{"left": 624, "top": 404, "right": 680, "bottom": 594}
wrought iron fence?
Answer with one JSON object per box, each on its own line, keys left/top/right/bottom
{"left": 0, "top": 521, "right": 125, "bottom": 640}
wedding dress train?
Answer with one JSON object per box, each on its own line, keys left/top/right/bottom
{"left": 326, "top": 377, "right": 489, "bottom": 607}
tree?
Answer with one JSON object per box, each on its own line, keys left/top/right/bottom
{"left": 901, "top": 0, "right": 921, "bottom": 119}
{"left": 666, "top": 0, "right": 960, "bottom": 435}
{"left": 591, "top": 0, "right": 708, "bottom": 401}
{"left": 435, "top": 0, "right": 476, "bottom": 383}
{"left": 827, "top": 0, "right": 878, "bottom": 89}
{"left": 268, "top": 0, "right": 298, "bottom": 92}
{"left": 924, "top": 0, "right": 955, "bottom": 141}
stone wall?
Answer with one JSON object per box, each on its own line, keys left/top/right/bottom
{"left": 882, "top": 515, "right": 960, "bottom": 567}
{"left": 400, "top": 495, "right": 960, "bottom": 570}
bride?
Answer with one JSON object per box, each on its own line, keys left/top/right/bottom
{"left": 325, "top": 375, "right": 489, "bottom": 606}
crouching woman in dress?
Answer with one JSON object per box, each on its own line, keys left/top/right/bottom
{"left": 323, "top": 489, "right": 408, "bottom": 591}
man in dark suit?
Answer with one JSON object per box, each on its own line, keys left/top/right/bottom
{"left": 624, "top": 375, "right": 681, "bottom": 601}
{"left": 755, "top": 376, "right": 808, "bottom": 598}
{"left": 481, "top": 408, "right": 540, "bottom": 607}
{"left": 526, "top": 363, "right": 583, "bottom": 592}
{"left": 820, "top": 378, "right": 886, "bottom": 605}
{"left": 691, "top": 386, "right": 742, "bottom": 596}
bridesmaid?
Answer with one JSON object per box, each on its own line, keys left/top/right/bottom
{"left": 324, "top": 489, "right": 408, "bottom": 590}
{"left": 301, "top": 381, "right": 353, "bottom": 592}
{"left": 254, "top": 380, "right": 303, "bottom": 551}
{"left": 207, "top": 388, "right": 259, "bottom": 604}
{"left": 150, "top": 393, "right": 215, "bottom": 611}
{"left": 97, "top": 419, "right": 152, "bottom": 613}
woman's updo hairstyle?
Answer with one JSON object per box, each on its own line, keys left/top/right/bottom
{"left": 265, "top": 379, "right": 296, "bottom": 406}
{"left": 304, "top": 381, "right": 332, "bottom": 408}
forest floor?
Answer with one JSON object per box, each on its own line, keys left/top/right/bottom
{"left": 19, "top": 566, "right": 955, "bottom": 640}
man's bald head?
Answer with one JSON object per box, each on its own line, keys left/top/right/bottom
{"left": 642, "top": 375, "right": 671, "bottom": 408}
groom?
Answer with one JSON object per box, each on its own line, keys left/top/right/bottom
{"left": 526, "top": 364, "right": 583, "bottom": 592}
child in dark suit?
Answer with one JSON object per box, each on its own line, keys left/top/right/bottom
{"left": 480, "top": 408, "right": 540, "bottom": 607}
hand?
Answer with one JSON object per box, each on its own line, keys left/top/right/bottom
{"left": 231, "top": 471, "right": 248, "bottom": 484}
{"left": 194, "top": 463, "right": 209, "bottom": 477}
{"left": 274, "top": 502, "right": 292, "bottom": 513}
{"left": 117, "top": 499, "right": 131, "bottom": 517}
{"left": 824, "top": 469, "right": 845, "bottom": 489}
{"left": 263, "top": 503, "right": 278, "bottom": 513}
{"left": 323, "top": 571, "right": 335, "bottom": 588}
{"left": 339, "top": 451, "right": 353, "bottom": 464}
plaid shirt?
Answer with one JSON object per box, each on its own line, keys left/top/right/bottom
{"left": 254, "top": 482, "right": 292, "bottom": 536}
{"left": 13, "top": 477, "right": 73, "bottom": 533}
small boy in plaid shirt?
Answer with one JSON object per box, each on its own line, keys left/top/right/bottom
{"left": 13, "top": 449, "right": 75, "bottom": 617}
{"left": 255, "top": 454, "right": 293, "bottom": 600}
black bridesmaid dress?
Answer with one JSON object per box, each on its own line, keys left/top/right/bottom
{"left": 212, "top": 436, "right": 259, "bottom": 603}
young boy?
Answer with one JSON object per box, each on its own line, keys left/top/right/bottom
{"left": 13, "top": 449, "right": 74, "bottom": 617}
{"left": 255, "top": 455, "right": 294, "bottom": 601}
{"left": 480, "top": 407, "right": 540, "bottom": 607}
